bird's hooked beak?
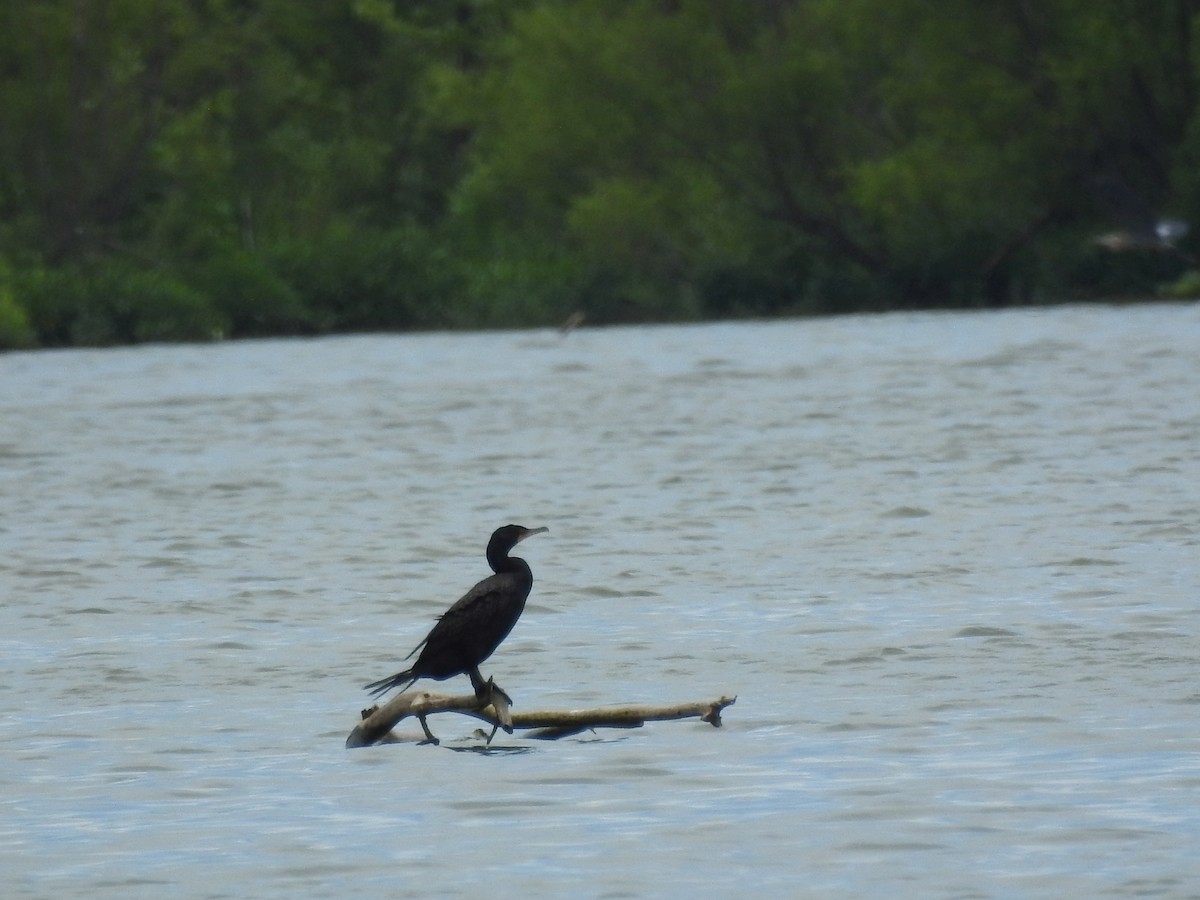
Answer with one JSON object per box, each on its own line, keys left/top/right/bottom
{"left": 518, "top": 526, "right": 549, "bottom": 542}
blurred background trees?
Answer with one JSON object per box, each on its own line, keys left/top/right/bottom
{"left": 1, "top": 0, "right": 1198, "bottom": 348}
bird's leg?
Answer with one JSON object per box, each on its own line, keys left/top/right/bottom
{"left": 469, "top": 670, "right": 514, "bottom": 740}
{"left": 469, "top": 666, "right": 487, "bottom": 698}
{"left": 468, "top": 670, "right": 511, "bottom": 744}
{"left": 483, "top": 676, "right": 515, "bottom": 735}
{"left": 417, "top": 714, "right": 440, "bottom": 746}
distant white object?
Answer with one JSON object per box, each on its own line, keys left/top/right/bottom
{"left": 1156, "top": 219, "right": 1189, "bottom": 244}
{"left": 1090, "top": 174, "right": 1190, "bottom": 255}
{"left": 1094, "top": 220, "right": 1188, "bottom": 251}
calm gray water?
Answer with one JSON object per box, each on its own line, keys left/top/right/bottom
{"left": 2, "top": 304, "right": 1199, "bottom": 898}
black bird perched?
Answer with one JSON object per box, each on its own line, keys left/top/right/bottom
{"left": 364, "top": 524, "right": 548, "bottom": 700}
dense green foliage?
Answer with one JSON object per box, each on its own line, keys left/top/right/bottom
{"left": 2, "top": 0, "right": 1199, "bottom": 348}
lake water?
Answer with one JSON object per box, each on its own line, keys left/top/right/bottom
{"left": 2, "top": 303, "right": 1199, "bottom": 898}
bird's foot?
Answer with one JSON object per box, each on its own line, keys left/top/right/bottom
{"left": 417, "top": 714, "right": 440, "bottom": 746}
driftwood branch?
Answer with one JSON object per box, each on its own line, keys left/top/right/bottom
{"left": 346, "top": 689, "right": 737, "bottom": 748}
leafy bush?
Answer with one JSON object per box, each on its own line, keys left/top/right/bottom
{"left": 0, "top": 258, "right": 35, "bottom": 349}
{"left": 0, "top": 289, "right": 36, "bottom": 350}
{"left": 270, "top": 224, "right": 452, "bottom": 332}
{"left": 15, "top": 262, "right": 227, "bottom": 346}
{"left": 185, "top": 251, "right": 312, "bottom": 338}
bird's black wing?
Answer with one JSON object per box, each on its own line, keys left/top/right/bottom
{"left": 417, "top": 571, "right": 528, "bottom": 668}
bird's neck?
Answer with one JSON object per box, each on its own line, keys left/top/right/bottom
{"left": 488, "top": 553, "right": 528, "bottom": 576}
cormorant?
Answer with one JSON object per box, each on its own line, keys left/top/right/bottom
{"left": 364, "top": 524, "right": 548, "bottom": 700}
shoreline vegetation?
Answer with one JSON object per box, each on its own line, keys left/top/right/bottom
{"left": 3, "top": 1, "right": 1200, "bottom": 351}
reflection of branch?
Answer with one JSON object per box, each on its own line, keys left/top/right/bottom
{"left": 346, "top": 691, "right": 737, "bottom": 748}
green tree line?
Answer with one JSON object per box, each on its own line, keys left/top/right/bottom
{"left": 2, "top": 0, "right": 1199, "bottom": 349}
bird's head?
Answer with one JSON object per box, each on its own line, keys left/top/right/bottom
{"left": 489, "top": 523, "right": 547, "bottom": 552}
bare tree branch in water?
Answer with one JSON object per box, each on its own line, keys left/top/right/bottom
{"left": 346, "top": 688, "right": 736, "bottom": 748}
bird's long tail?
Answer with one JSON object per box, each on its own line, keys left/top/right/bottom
{"left": 364, "top": 669, "right": 417, "bottom": 698}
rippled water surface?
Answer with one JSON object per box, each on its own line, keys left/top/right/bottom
{"left": 3, "top": 304, "right": 1199, "bottom": 898}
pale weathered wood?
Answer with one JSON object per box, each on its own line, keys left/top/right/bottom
{"left": 346, "top": 683, "right": 504, "bottom": 748}
{"left": 346, "top": 690, "right": 736, "bottom": 748}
